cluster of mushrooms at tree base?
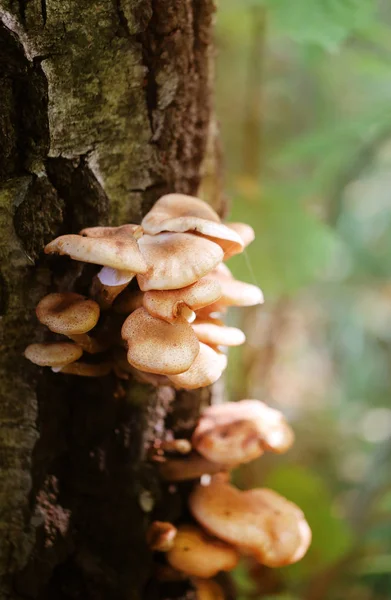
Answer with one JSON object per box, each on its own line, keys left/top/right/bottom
{"left": 25, "top": 194, "right": 311, "bottom": 596}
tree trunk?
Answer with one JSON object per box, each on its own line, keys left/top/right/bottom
{"left": 0, "top": 2, "right": 218, "bottom": 598}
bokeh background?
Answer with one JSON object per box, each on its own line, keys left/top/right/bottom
{"left": 215, "top": 1, "right": 391, "bottom": 599}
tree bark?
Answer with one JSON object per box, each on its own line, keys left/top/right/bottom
{"left": 0, "top": 1, "right": 218, "bottom": 598}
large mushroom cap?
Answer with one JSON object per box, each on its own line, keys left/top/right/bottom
{"left": 143, "top": 278, "right": 222, "bottom": 324}
{"left": 141, "top": 194, "right": 244, "bottom": 259}
{"left": 24, "top": 342, "right": 83, "bottom": 367}
{"left": 168, "top": 343, "right": 227, "bottom": 390}
{"left": 137, "top": 233, "right": 224, "bottom": 291}
{"left": 189, "top": 479, "right": 311, "bottom": 567}
{"left": 192, "top": 320, "right": 246, "bottom": 347}
{"left": 121, "top": 307, "right": 200, "bottom": 375}
{"left": 45, "top": 234, "right": 147, "bottom": 273}
{"left": 36, "top": 293, "right": 100, "bottom": 335}
{"left": 192, "top": 400, "right": 294, "bottom": 465}
{"left": 166, "top": 525, "right": 239, "bottom": 579}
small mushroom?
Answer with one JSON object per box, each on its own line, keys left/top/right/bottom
{"left": 226, "top": 223, "right": 255, "bottom": 248}
{"left": 191, "top": 400, "right": 294, "bottom": 466}
{"left": 137, "top": 233, "right": 224, "bottom": 291}
{"left": 192, "top": 319, "right": 246, "bottom": 347}
{"left": 159, "top": 452, "right": 225, "bottom": 481}
{"left": 168, "top": 343, "right": 227, "bottom": 390}
{"left": 121, "top": 308, "right": 200, "bottom": 375}
{"left": 143, "top": 278, "right": 222, "bottom": 324}
{"left": 24, "top": 342, "right": 83, "bottom": 367}
{"left": 193, "top": 578, "right": 225, "bottom": 600}
{"left": 36, "top": 293, "right": 104, "bottom": 353}
{"left": 53, "top": 361, "right": 112, "bottom": 377}
{"left": 189, "top": 479, "right": 311, "bottom": 567}
{"left": 146, "top": 521, "right": 178, "bottom": 552}
{"left": 204, "top": 264, "right": 263, "bottom": 308}
{"left": 166, "top": 525, "right": 239, "bottom": 579}
{"left": 141, "top": 194, "right": 244, "bottom": 259}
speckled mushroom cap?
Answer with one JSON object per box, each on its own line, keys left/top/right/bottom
{"left": 80, "top": 224, "right": 143, "bottom": 239}
{"left": 205, "top": 264, "right": 263, "bottom": 308}
{"left": 36, "top": 293, "right": 100, "bottom": 335}
{"left": 24, "top": 342, "right": 83, "bottom": 367}
{"left": 141, "top": 194, "right": 244, "bottom": 259}
{"left": 168, "top": 342, "right": 227, "bottom": 390}
{"left": 189, "top": 479, "right": 311, "bottom": 567}
{"left": 143, "top": 278, "right": 222, "bottom": 323}
{"left": 121, "top": 307, "right": 200, "bottom": 375}
{"left": 192, "top": 319, "right": 246, "bottom": 347}
{"left": 137, "top": 233, "right": 224, "bottom": 291}
{"left": 45, "top": 234, "right": 148, "bottom": 273}
{"left": 166, "top": 525, "right": 239, "bottom": 578}
{"left": 192, "top": 400, "right": 294, "bottom": 465}
{"left": 226, "top": 222, "right": 255, "bottom": 247}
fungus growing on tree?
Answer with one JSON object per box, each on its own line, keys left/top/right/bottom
{"left": 168, "top": 343, "right": 227, "bottom": 390}
{"left": 24, "top": 342, "right": 83, "bottom": 367}
{"left": 146, "top": 521, "right": 178, "bottom": 552}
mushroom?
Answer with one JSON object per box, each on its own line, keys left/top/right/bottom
{"left": 159, "top": 452, "right": 225, "bottom": 481}
{"left": 80, "top": 224, "right": 143, "bottom": 239}
{"left": 121, "top": 308, "right": 200, "bottom": 375}
{"left": 53, "top": 361, "right": 112, "bottom": 377}
{"left": 143, "top": 278, "right": 222, "bottom": 324}
{"left": 189, "top": 479, "right": 311, "bottom": 567}
{"left": 204, "top": 264, "right": 263, "bottom": 309}
{"left": 193, "top": 578, "right": 225, "bottom": 600}
{"left": 226, "top": 223, "right": 255, "bottom": 248}
{"left": 35, "top": 293, "right": 104, "bottom": 353}
{"left": 192, "top": 319, "right": 246, "bottom": 347}
{"left": 90, "top": 267, "right": 137, "bottom": 310}
{"left": 141, "top": 194, "right": 244, "bottom": 259}
{"left": 191, "top": 400, "right": 294, "bottom": 466}
{"left": 24, "top": 342, "right": 83, "bottom": 367}
{"left": 166, "top": 525, "right": 239, "bottom": 578}
{"left": 146, "top": 521, "right": 178, "bottom": 552}
{"left": 137, "top": 232, "right": 224, "bottom": 291}
{"left": 168, "top": 343, "right": 227, "bottom": 390}
{"left": 112, "top": 348, "right": 173, "bottom": 386}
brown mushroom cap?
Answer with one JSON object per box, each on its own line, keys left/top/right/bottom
{"left": 166, "top": 525, "right": 239, "bottom": 578}
{"left": 137, "top": 233, "right": 224, "bottom": 291}
{"left": 80, "top": 224, "right": 143, "bottom": 240}
{"left": 205, "top": 264, "right": 263, "bottom": 308}
{"left": 159, "top": 452, "right": 226, "bottom": 481}
{"left": 147, "top": 521, "right": 178, "bottom": 552}
{"left": 143, "top": 278, "right": 222, "bottom": 324}
{"left": 226, "top": 223, "right": 255, "bottom": 247}
{"left": 189, "top": 479, "right": 311, "bottom": 567}
{"left": 192, "top": 400, "right": 294, "bottom": 465}
{"left": 141, "top": 194, "right": 244, "bottom": 259}
{"left": 192, "top": 320, "right": 246, "bottom": 347}
{"left": 36, "top": 293, "right": 100, "bottom": 336}
{"left": 193, "top": 578, "right": 225, "bottom": 600}
{"left": 45, "top": 234, "right": 148, "bottom": 273}
{"left": 24, "top": 342, "right": 83, "bottom": 367}
{"left": 168, "top": 343, "right": 227, "bottom": 390}
{"left": 121, "top": 307, "right": 200, "bottom": 375}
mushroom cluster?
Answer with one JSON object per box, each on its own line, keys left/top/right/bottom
{"left": 24, "top": 193, "right": 262, "bottom": 387}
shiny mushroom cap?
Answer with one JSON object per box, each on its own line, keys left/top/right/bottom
{"left": 168, "top": 343, "right": 227, "bottom": 390}
{"left": 36, "top": 293, "right": 100, "bottom": 335}
{"left": 45, "top": 234, "right": 147, "bottom": 273}
{"left": 137, "top": 233, "right": 224, "bottom": 291}
{"left": 192, "top": 320, "right": 246, "bottom": 347}
{"left": 166, "top": 525, "right": 239, "bottom": 579}
{"left": 141, "top": 194, "right": 243, "bottom": 259}
{"left": 24, "top": 342, "right": 83, "bottom": 367}
{"left": 143, "top": 278, "right": 222, "bottom": 324}
{"left": 192, "top": 399, "right": 294, "bottom": 465}
{"left": 189, "top": 479, "right": 311, "bottom": 567}
{"left": 80, "top": 224, "right": 143, "bottom": 239}
{"left": 121, "top": 307, "right": 200, "bottom": 375}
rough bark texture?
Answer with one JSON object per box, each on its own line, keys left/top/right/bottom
{"left": 0, "top": 1, "right": 218, "bottom": 598}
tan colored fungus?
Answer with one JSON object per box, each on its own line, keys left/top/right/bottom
{"left": 146, "top": 521, "right": 178, "bottom": 552}
{"left": 193, "top": 578, "right": 225, "bottom": 600}
{"left": 137, "top": 233, "right": 224, "bottom": 291}
{"left": 192, "top": 320, "right": 246, "bottom": 347}
{"left": 159, "top": 452, "right": 225, "bottom": 481}
{"left": 121, "top": 308, "right": 200, "bottom": 375}
{"left": 192, "top": 400, "right": 294, "bottom": 465}
{"left": 205, "top": 264, "right": 263, "bottom": 308}
{"left": 189, "top": 479, "right": 311, "bottom": 567}
{"left": 80, "top": 224, "right": 143, "bottom": 239}
{"left": 45, "top": 233, "right": 148, "bottom": 273}
{"left": 168, "top": 343, "right": 227, "bottom": 390}
{"left": 24, "top": 342, "right": 83, "bottom": 367}
{"left": 143, "top": 278, "right": 222, "bottom": 324}
{"left": 166, "top": 525, "right": 239, "bottom": 579}
{"left": 226, "top": 222, "right": 255, "bottom": 247}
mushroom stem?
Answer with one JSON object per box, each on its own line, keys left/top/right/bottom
{"left": 90, "top": 268, "right": 135, "bottom": 310}
{"left": 53, "top": 361, "right": 112, "bottom": 377}
{"left": 177, "top": 304, "right": 196, "bottom": 323}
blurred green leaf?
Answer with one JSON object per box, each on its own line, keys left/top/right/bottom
{"left": 355, "top": 555, "right": 391, "bottom": 575}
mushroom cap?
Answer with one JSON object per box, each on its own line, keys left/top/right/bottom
{"left": 141, "top": 194, "right": 243, "bottom": 259}
{"left": 168, "top": 343, "right": 227, "bottom": 390}
{"left": 137, "top": 233, "right": 224, "bottom": 291}
{"left": 189, "top": 479, "right": 311, "bottom": 567}
{"left": 24, "top": 342, "right": 83, "bottom": 367}
{"left": 159, "top": 452, "right": 225, "bottom": 481}
{"left": 143, "top": 278, "right": 222, "bottom": 324}
{"left": 192, "top": 578, "right": 225, "bottom": 600}
{"left": 45, "top": 234, "right": 148, "bottom": 273}
{"left": 166, "top": 525, "right": 239, "bottom": 578}
{"left": 226, "top": 222, "right": 255, "bottom": 247}
{"left": 192, "top": 400, "right": 294, "bottom": 464}
{"left": 147, "top": 521, "right": 178, "bottom": 552}
{"left": 192, "top": 320, "right": 246, "bottom": 347}
{"left": 80, "top": 224, "right": 143, "bottom": 239}
{"left": 36, "top": 293, "right": 100, "bottom": 335}
{"left": 121, "top": 307, "right": 200, "bottom": 375}
{"left": 205, "top": 265, "right": 263, "bottom": 307}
